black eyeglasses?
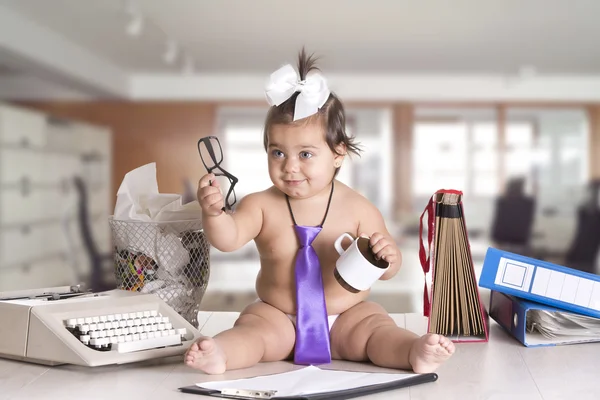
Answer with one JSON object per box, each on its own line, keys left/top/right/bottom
{"left": 197, "top": 136, "right": 239, "bottom": 211}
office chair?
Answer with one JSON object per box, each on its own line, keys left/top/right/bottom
{"left": 530, "top": 180, "right": 600, "bottom": 274}
{"left": 561, "top": 208, "right": 600, "bottom": 274}
{"left": 490, "top": 179, "right": 536, "bottom": 253}
{"left": 562, "top": 181, "right": 600, "bottom": 274}
{"left": 72, "top": 176, "right": 116, "bottom": 292}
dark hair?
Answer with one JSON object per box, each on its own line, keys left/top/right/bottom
{"left": 263, "top": 48, "right": 362, "bottom": 171}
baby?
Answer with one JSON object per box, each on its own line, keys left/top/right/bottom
{"left": 185, "top": 49, "right": 455, "bottom": 374}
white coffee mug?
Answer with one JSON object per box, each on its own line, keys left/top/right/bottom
{"left": 333, "top": 233, "right": 390, "bottom": 292}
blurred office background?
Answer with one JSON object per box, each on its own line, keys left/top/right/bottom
{"left": 0, "top": 0, "right": 599, "bottom": 313}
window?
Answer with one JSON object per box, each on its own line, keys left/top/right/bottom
{"left": 224, "top": 124, "right": 271, "bottom": 197}
{"left": 411, "top": 106, "right": 590, "bottom": 248}
{"left": 472, "top": 122, "right": 499, "bottom": 196}
{"left": 413, "top": 122, "right": 468, "bottom": 195}
{"left": 218, "top": 107, "right": 357, "bottom": 198}
{"left": 505, "top": 121, "right": 534, "bottom": 185}
{"left": 505, "top": 108, "right": 589, "bottom": 214}
{"left": 412, "top": 107, "right": 499, "bottom": 198}
{"left": 217, "top": 108, "right": 270, "bottom": 199}
{"left": 217, "top": 106, "right": 393, "bottom": 217}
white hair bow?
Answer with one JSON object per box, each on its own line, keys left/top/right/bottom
{"left": 265, "top": 64, "right": 330, "bottom": 121}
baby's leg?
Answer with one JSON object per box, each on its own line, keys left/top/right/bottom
{"left": 185, "top": 300, "right": 295, "bottom": 374}
{"left": 330, "top": 302, "right": 454, "bottom": 373}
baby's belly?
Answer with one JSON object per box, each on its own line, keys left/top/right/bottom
{"left": 256, "top": 264, "right": 369, "bottom": 316}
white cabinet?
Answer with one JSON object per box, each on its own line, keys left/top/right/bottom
{"left": 0, "top": 106, "right": 46, "bottom": 147}
{"left": 0, "top": 148, "right": 44, "bottom": 185}
{"left": 0, "top": 103, "right": 113, "bottom": 292}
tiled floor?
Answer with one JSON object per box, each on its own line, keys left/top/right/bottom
{"left": 199, "top": 237, "right": 492, "bottom": 314}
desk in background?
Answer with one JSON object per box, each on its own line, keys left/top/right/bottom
{"left": 1, "top": 312, "right": 598, "bottom": 400}
{"left": 201, "top": 236, "right": 484, "bottom": 314}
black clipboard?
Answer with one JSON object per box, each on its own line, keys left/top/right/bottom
{"left": 178, "top": 372, "right": 437, "bottom": 399}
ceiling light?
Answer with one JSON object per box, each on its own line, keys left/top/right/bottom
{"left": 126, "top": 13, "right": 144, "bottom": 36}
{"left": 124, "top": 0, "right": 143, "bottom": 37}
{"left": 163, "top": 40, "right": 178, "bottom": 64}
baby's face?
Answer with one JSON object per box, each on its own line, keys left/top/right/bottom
{"left": 267, "top": 120, "right": 341, "bottom": 199}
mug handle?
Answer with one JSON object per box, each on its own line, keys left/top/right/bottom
{"left": 334, "top": 233, "right": 355, "bottom": 255}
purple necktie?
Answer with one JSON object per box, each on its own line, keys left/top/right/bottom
{"left": 293, "top": 225, "right": 331, "bottom": 365}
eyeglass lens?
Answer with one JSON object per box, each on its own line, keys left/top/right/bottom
{"left": 198, "top": 136, "right": 223, "bottom": 172}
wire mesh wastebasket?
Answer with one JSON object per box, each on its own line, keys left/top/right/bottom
{"left": 108, "top": 217, "right": 210, "bottom": 327}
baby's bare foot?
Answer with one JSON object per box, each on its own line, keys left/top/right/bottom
{"left": 409, "top": 333, "right": 455, "bottom": 373}
{"left": 184, "top": 337, "right": 227, "bottom": 374}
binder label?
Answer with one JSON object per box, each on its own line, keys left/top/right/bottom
{"left": 530, "top": 267, "right": 551, "bottom": 296}
{"left": 531, "top": 266, "right": 600, "bottom": 309}
{"left": 574, "top": 279, "right": 595, "bottom": 307}
{"left": 494, "top": 257, "right": 534, "bottom": 292}
{"left": 546, "top": 270, "right": 566, "bottom": 300}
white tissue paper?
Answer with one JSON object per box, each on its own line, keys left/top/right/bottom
{"left": 114, "top": 162, "right": 202, "bottom": 222}
{"left": 112, "top": 162, "right": 203, "bottom": 287}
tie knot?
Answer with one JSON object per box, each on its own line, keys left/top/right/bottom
{"left": 294, "top": 225, "right": 322, "bottom": 247}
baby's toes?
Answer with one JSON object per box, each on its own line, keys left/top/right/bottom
{"left": 438, "top": 336, "right": 451, "bottom": 346}
{"left": 199, "top": 339, "right": 214, "bottom": 351}
{"left": 185, "top": 352, "right": 196, "bottom": 361}
{"left": 447, "top": 343, "right": 456, "bottom": 354}
{"left": 424, "top": 333, "right": 441, "bottom": 346}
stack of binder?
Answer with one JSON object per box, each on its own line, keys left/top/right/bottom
{"left": 479, "top": 247, "right": 600, "bottom": 347}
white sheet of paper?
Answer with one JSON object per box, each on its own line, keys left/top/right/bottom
{"left": 196, "top": 366, "right": 419, "bottom": 396}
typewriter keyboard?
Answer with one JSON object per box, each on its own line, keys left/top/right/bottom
{"left": 64, "top": 310, "right": 188, "bottom": 353}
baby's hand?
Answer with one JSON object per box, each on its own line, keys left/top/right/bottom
{"left": 197, "top": 173, "right": 224, "bottom": 216}
{"left": 362, "top": 232, "right": 400, "bottom": 265}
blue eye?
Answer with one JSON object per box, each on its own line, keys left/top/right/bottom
{"left": 300, "top": 151, "right": 312, "bottom": 159}
{"left": 271, "top": 149, "right": 284, "bottom": 158}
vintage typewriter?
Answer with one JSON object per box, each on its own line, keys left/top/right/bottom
{"left": 0, "top": 285, "right": 202, "bottom": 366}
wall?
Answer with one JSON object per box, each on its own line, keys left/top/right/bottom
{"left": 18, "top": 102, "right": 217, "bottom": 201}
{"left": 16, "top": 101, "right": 600, "bottom": 211}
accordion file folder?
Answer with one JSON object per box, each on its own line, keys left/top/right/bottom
{"left": 479, "top": 247, "right": 600, "bottom": 319}
{"left": 419, "top": 189, "right": 489, "bottom": 342}
{"left": 489, "top": 290, "right": 600, "bottom": 347}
